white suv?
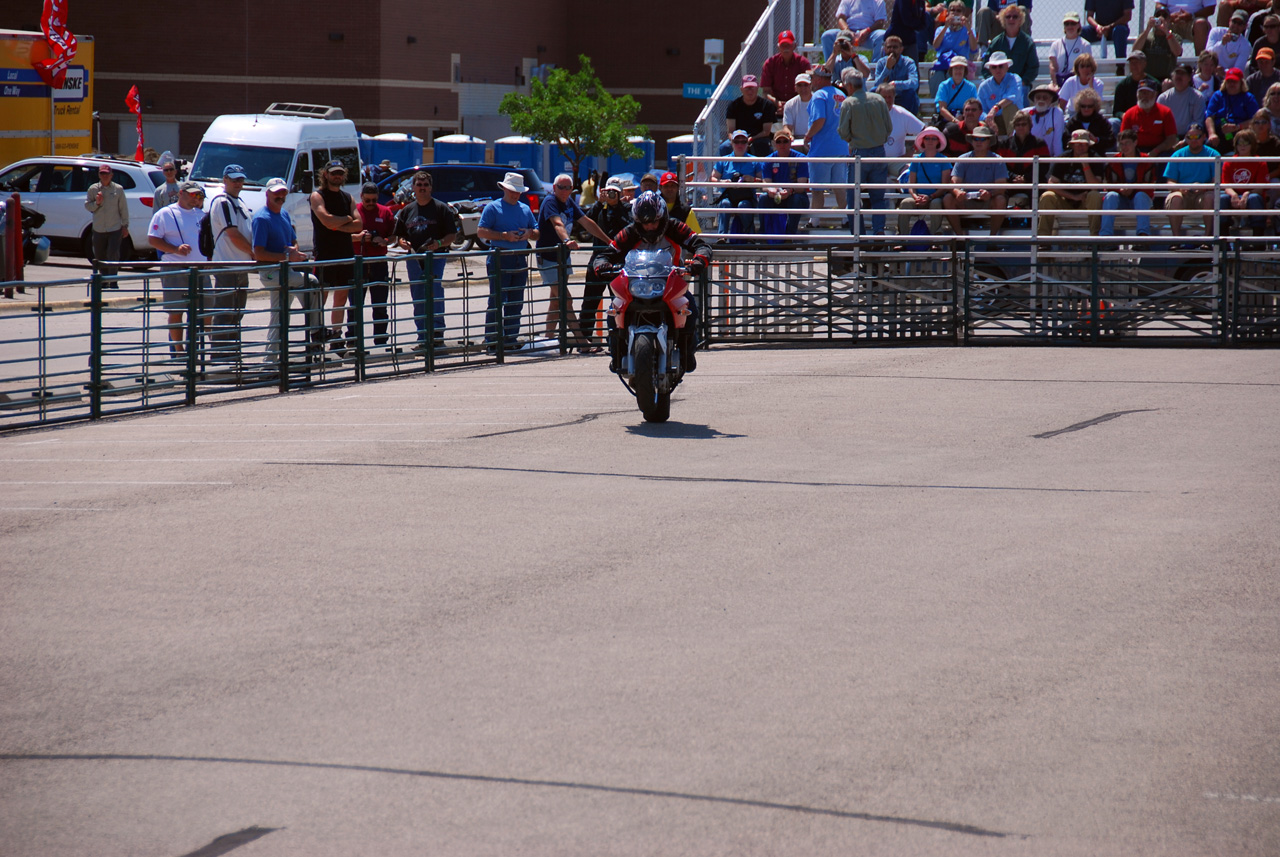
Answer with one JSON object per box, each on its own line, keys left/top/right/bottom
{"left": 0, "top": 155, "right": 167, "bottom": 260}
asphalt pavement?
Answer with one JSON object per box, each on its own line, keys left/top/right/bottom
{"left": 1, "top": 345, "right": 1278, "bottom": 856}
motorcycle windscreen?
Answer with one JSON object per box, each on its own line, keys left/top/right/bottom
{"left": 623, "top": 247, "right": 672, "bottom": 299}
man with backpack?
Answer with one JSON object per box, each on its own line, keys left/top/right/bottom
{"left": 205, "top": 164, "right": 254, "bottom": 362}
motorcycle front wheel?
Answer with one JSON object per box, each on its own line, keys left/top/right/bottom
{"left": 631, "top": 332, "right": 670, "bottom": 423}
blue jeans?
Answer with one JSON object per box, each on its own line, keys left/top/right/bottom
{"left": 847, "top": 146, "right": 888, "bottom": 235}
{"left": 1100, "top": 191, "right": 1153, "bottom": 236}
{"left": 759, "top": 192, "right": 810, "bottom": 239}
{"left": 485, "top": 252, "right": 529, "bottom": 346}
{"left": 1219, "top": 192, "right": 1266, "bottom": 232}
{"left": 718, "top": 196, "right": 756, "bottom": 235}
{"left": 406, "top": 256, "right": 447, "bottom": 343}
{"left": 1082, "top": 23, "right": 1130, "bottom": 59}
{"left": 822, "top": 28, "right": 885, "bottom": 61}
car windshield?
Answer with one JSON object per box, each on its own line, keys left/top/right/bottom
{"left": 188, "top": 143, "right": 295, "bottom": 186}
{"left": 623, "top": 247, "right": 673, "bottom": 279}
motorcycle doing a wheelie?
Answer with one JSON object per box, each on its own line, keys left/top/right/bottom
{"left": 605, "top": 246, "right": 696, "bottom": 423}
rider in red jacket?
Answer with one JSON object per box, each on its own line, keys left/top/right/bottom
{"left": 598, "top": 192, "right": 712, "bottom": 372}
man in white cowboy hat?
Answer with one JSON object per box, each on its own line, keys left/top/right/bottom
{"left": 476, "top": 172, "right": 540, "bottom": 350}
{"left": 977, "top": 51, "right": 1024, "bottom": 133}
{"left": 1038, "top": 128, "right": 1104, "bottom": 235}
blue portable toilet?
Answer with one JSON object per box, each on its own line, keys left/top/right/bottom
{"left": 372, "top": 133, "right": 424, "bottom": 170}
{"left": 493, "top": 136, "right": 544, "bottom": 172}
{"left": 553, "top": 140, "right": 597, "bottom": 181}
{"left": 666, "top": 134, "right": 694, "bottom": 170}
{"left": 433, "top": 134, "right": 486, "bottom": 163}
{"left": 607, "top": 136, "right": 654, "bottom": 176}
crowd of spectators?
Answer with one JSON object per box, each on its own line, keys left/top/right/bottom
{"left": 704, "top": 6, "right": 1280, "bottom": 242}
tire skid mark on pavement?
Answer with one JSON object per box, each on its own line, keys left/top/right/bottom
{"left": 1033, "top": 409, "right": 1159, "bottom": 439}
{"left": 0, "top": 753, "right": 1021, "bottom": 839}
{"left": 281, "top": 460, "right": 1146, "bottom": 493}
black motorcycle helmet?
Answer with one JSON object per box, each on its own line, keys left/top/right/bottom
{"left": 632, "top": 190, "right": 669, "bottom": 239}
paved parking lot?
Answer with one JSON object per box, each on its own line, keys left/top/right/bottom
{"left": 1, "top": 345, "right": 1278, "bottom": 855}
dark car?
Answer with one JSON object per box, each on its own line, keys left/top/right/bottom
{"left": 376, "top": 163, "right": 547, "bottom": 250}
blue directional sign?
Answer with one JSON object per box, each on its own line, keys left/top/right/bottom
{"left": 683, "top": 83, "right": 718, "bottom": 99}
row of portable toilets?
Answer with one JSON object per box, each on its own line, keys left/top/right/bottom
{"left": 427, "top": 134, "right": 697, "bottom": 180}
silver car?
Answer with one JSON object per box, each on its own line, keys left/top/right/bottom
{"left": 0, "top": 155, "right": 166, "bottom": 260}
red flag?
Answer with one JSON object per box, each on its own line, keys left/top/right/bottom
{"left": 126, "top": 85, "right": 144, "bottom": 161}
{"left": 30, "top": 0, "right": 78, "bottom": 89}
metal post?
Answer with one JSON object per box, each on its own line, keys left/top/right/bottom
{"left": 278, "top": 261, "right": 291, "bottom": 392}
{"left": 962, "top": 240, "right": 971, "bottom": 342}
{"left": 1090, "top": 245, "right": 1100, "bottom": 344}
{"left": 825, "top": 245, "right": 834, "bottom": 340}
{"left": 425, "top": 252, "right": 436, "bottom": 372}
{"left": 557, "top": 242, "right": 569, "bottom": 354}
{"left": 493, "top": 251, "right": 505, "bottom": 364}
{"left": 89, "top": 270, "right": 103, "bottom": 419}
{"left": 1222, "top": 240, "right": 1233, "bottom": 345}
{"left": 952, "top": 241, "right": 961, "bottom": 343}
{"left": 185, "top": 266, "right": 199, "bottom": 405}
{"left": 1213, "top": 155, "right": 1222, "bottom": 239}
{"left": 353, "top": 254, "right": 366, "bottom": 382}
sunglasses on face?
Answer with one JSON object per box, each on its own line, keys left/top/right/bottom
{"left": 163, "top": 167, "right": 176, "bottom": 173}
{"left": 554, "top": 184, "right": 572, "bottom": 190}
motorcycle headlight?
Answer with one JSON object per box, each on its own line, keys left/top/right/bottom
{"left": 630, "top": 277, "right": 664, "bottom": 299}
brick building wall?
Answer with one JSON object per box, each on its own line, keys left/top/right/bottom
{"left": 26, "top": 1, "right": 758, "bottom": 164}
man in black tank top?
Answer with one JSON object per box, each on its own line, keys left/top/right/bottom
{"left": 309, "top": 160, "right": 366, "bottom": 353}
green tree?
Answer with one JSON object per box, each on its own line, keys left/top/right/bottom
{"left": 499, "top": 55, "right": 647, "bottom": 185}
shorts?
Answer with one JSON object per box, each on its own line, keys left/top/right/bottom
{"left": 808, "top": 159, "right": 849, "bottom": 186}
{"left": 1170, "top": 187, "right": 1211, "bottom": 208}
{"left": 317, "top": 261, "right": 353, "bottom": 289}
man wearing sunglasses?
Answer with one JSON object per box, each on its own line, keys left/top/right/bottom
{"left": 253, "top": 177, "right": 324, "bottom": 364}
{"left": 152, "top": 157, "right": 181, "bottom": 213}
{"left": 309, "top": 159, "right": 366, "bottom": 355}
{"left": 147, "top": 181, "right": 209, "bottom": 358}
{"left": 535, "top": 173, "right": 612, "bottom": 343}
{"left": 393, "top": 170, "right": 457, "bottom": 351}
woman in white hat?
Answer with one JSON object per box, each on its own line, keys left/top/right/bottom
{"left": 934, "top": 55, "right": 979, "bottom": 124}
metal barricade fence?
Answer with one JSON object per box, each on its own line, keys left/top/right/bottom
{"left": 699, "top": 234, "right": 1280, "bottom": 345}
{"left": 0, "top": 246, "right": 592, "bottom": 430}
{"left": 677, "top": 153, "right": 1274, "bottom": 243}
{"left": 3, "top": 238, "right": 1277, "bottom": 430}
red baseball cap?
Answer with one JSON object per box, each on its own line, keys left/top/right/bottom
{"left": 778, "top": 29, "right": 797, "bottom": 44}
{"left": 1224, "top": 67, "right": 1245, "bottom": 81}
{"left": 659, "top": 171, "right": 678, "bottom": 186}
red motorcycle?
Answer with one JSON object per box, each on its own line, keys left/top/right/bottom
{"left": 607, "top": 247, "right": 693, "bottom": 423}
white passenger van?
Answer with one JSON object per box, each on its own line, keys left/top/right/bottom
{"left": 188, "top": 103, "right": 362, "bottom": 252}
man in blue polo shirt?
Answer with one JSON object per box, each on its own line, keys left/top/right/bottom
{"left": 251, "top": 177, "right": 323, "bottom": 362}
{"left": 801, "top": 65, "right": 848, "bottom": 227}
{"left": 535, "top": 173, "right": 612, "bottom": 341}
{"left": 476, "top": 172, "right": 540, "bottom": 350}
{"left": 977, "top": 51, "right": 1025, "bottom": 133}
{"left": 1163, "top": 123, "right": 1222, "bottom": 240}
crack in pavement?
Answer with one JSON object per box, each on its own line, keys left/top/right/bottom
{"left": 277, "top": 460, "right": 1144, "bottom": 493}
{"left": 0, "top": 753, "right": 1021, "bottom": 839}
